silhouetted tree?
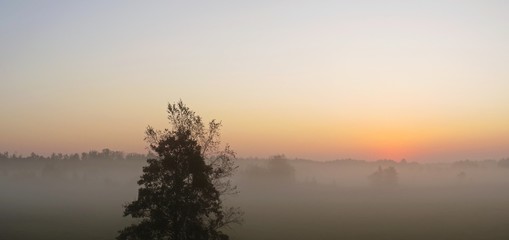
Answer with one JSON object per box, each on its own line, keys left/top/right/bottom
{"left": 453, "top": 160, "right": 478, "bottom": 169}
{"left": 118, "top": 100, "right": 241, "bottom": 240}
{"left": 267, "top": 155, "right": 294, "bottom": 176}
{"left": 498, "top": 158, "right": 509, "bottom": 168}
{"left": 0, "top": 151, "right": 8, "bottom": 160}
{"left": 243, "top": 155, "right": 295, "bottom": 187}
{"left": 369, "top": 166, "right": 398, "bottom": 187}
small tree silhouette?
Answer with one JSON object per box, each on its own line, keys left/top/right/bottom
{"left": 117, "top": 100, "right": 241, "bottom": 240}
{"left": 266, "top": 154, "right": 295, "bottom": 184}
{"left": 369, "top": 166, "right": 398, "bottom": 187}
{"left": 243, "top": 154, "right": 295, "bottom": 187}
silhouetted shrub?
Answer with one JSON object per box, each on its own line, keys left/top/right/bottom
{"left": 369, "top": 166, "right": 398, "bottom": 187}
{"left": 498, "top": 158, "right": 509, "bottom": 168}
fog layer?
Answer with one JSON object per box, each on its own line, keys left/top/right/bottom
{"left": 1, "top": 152, "right": 509, "bottom": 239}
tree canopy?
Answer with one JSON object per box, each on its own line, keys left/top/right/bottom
{"left": 118, "top": 100, "right": 241, "bottom": 240}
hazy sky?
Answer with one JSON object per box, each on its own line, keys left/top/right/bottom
{"left": 2, "top": 1, "right": 509, "bottom": 161}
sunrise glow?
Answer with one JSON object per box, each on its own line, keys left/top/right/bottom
{"left": 2, "top": 1, "right": 509, "bottom": 162}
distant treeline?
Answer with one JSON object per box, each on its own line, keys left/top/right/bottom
{"left": 240, "top": 156, "right": 509, "bottom": 169}
{"left": 0, "top": 148, "right": 153, "bottom": 162}
{"left": 2, "top": 149, "right": 509, "bottom": 168}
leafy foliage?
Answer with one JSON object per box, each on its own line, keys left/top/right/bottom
{"left": 118, "top": 101, "right": 241, "bottom": 240}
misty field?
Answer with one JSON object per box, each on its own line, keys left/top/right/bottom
{"left": 2, "top": 157, "right": 509, "bottom": 240}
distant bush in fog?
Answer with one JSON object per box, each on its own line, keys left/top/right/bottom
{"left": 243, "top": 154, "right": 295, "bottom": 186}
{"left": 369, "top": 166, "right": 398, "bottom": 187}
{"left": 499, "top": 158, "right": 509, "bottom": 168}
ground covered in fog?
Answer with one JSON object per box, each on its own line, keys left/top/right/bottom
{"left": 2, "top": 152, "right": 509, "bottom": 240}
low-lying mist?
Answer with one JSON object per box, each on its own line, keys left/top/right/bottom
{"left": 1, "top": 151, "right": 509, "bottom": 240}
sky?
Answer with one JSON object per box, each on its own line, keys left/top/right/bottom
{"left": 1, "top": 0, "right": 509, "bottom": 162}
